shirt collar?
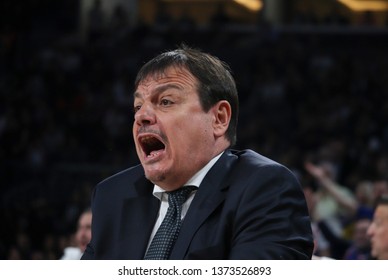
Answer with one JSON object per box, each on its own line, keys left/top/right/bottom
{"left": 152, "top": 152, "right": 223, "bottom": 200}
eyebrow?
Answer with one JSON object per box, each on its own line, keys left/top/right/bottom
{"left": 134, "top": 83, "right": 183, "bottom": 99}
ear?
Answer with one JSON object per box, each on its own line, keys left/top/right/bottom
{"left": 212, "top": 100, "right": 231, "bottom": 138}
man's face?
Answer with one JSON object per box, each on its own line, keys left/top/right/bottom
{"left": 133, "top": 66, "right": 220, "bottom": 190}
{"left": 76, "top": 212, "right": 92, "bottom": 252}
{"left": 353, "top": 219, "right": 371, "bottom": 249}
{"left": 367, "top": 205, "right": 388, "bottom": 259}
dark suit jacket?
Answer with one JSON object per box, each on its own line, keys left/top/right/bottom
{"left": 82, "top": 149, "right": 313, "bottom": 259}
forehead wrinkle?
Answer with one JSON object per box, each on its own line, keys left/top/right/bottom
{"left": 134, "top": 68, "right": 198, "bottom": 99}
{"left": 134, "top": 83, "right": 185, "bottom": 100}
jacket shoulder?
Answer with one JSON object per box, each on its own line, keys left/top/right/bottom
{"left": 228, "top": 149, "right": 299, "bottom": 182}
{"left": 231, "top": 149, "right": 283, "bottom": 168}
{"left": 96, "top": 164, "right": 144, "bottom": 191}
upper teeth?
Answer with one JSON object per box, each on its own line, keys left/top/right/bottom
{"left": 141, "top": 136, "right": 155, "bottom": 143}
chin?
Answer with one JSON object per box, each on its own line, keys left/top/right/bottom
{"left": 145, "top": 172, "right": 166, "bottom": 184}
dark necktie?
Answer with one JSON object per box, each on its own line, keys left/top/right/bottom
{"left": 144, "top": 185, "right": 197, "bottom": 260}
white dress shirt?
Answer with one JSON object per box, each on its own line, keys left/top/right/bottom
{"left": 147, "top": 152, "right": 223, "bottom": 247}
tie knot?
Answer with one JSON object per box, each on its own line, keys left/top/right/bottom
{"left": 167, "top": 185, "right": 197, "bottom": 207}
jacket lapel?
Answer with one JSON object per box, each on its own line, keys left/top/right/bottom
{"left": 169, "top": 150, "right": 237, "bottom": 259}
{"left": 118, "top": 177, "right": 159, "bottom": 259}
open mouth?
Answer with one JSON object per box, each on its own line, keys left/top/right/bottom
{"left": 140, "top": 135, "right": 165, "bottom": 157}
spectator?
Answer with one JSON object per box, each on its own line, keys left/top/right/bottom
{"left": 61, "top": 209, "right": 92, "bottom": 260}
{"left": 367, "top": 195, "right": 388, "bottom": 260}
{"left": 343, "top": 218, "right": 371, "bottom": 260}
{"left": 305, "top": 161, "right": 356, "bottom": 236}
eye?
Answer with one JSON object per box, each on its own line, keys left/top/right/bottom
{"left": 160, "top": 98, "right": 173, "bottom": 107}
{"left": 133, "top": 105, "right": 142, "bottom": 113}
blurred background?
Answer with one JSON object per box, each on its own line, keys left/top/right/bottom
{"left": 1, "top": 0, "right": 388, "bottom": 259}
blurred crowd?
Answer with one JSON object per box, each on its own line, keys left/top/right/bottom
{"left": 1, "top": 1, "right": 388, "bottom": 259}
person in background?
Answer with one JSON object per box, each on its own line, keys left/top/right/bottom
{"left": 367, "top": 195, "right": 388, "bottom": 260}
{"left": 61, "top": 209, "right": 92, "bottom": 260}
{"left": 82, "top": 45, "right": 313, "bottom": 260}
{"left": 303, "top": 184, "right": 331, "bottom": 258}
{"left": 305, "top": 161, "right": 357, "bottom": 236}
{"left": 343, "top": 218, "right": 371, "bottom": 260}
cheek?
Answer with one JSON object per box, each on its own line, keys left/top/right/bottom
{"left": 382, "top": 227, "right": 388, "bottom": 238}
{"left": 166, "top": 112, "right": 213, "bottom": 151}
{"left": 170, "top": 125, "right": 208, "bottom": 157}
{"left": 133, "top": 124, "right": 138, "bottom": 138}
{"left": 376, "top": 228, "right": 388, "bottom": 240}
{"left": 171, "top": 117, "right": 204, "bottom": 139}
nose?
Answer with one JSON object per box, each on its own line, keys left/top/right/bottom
{"left": 79, "top": 228, "right": 86, "bottom": 238}
{"left": 134, "top": 103, "right": 156, "bottom": 126}
{"left": 367, "top": 223, "right": 374, "bottom": 238}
